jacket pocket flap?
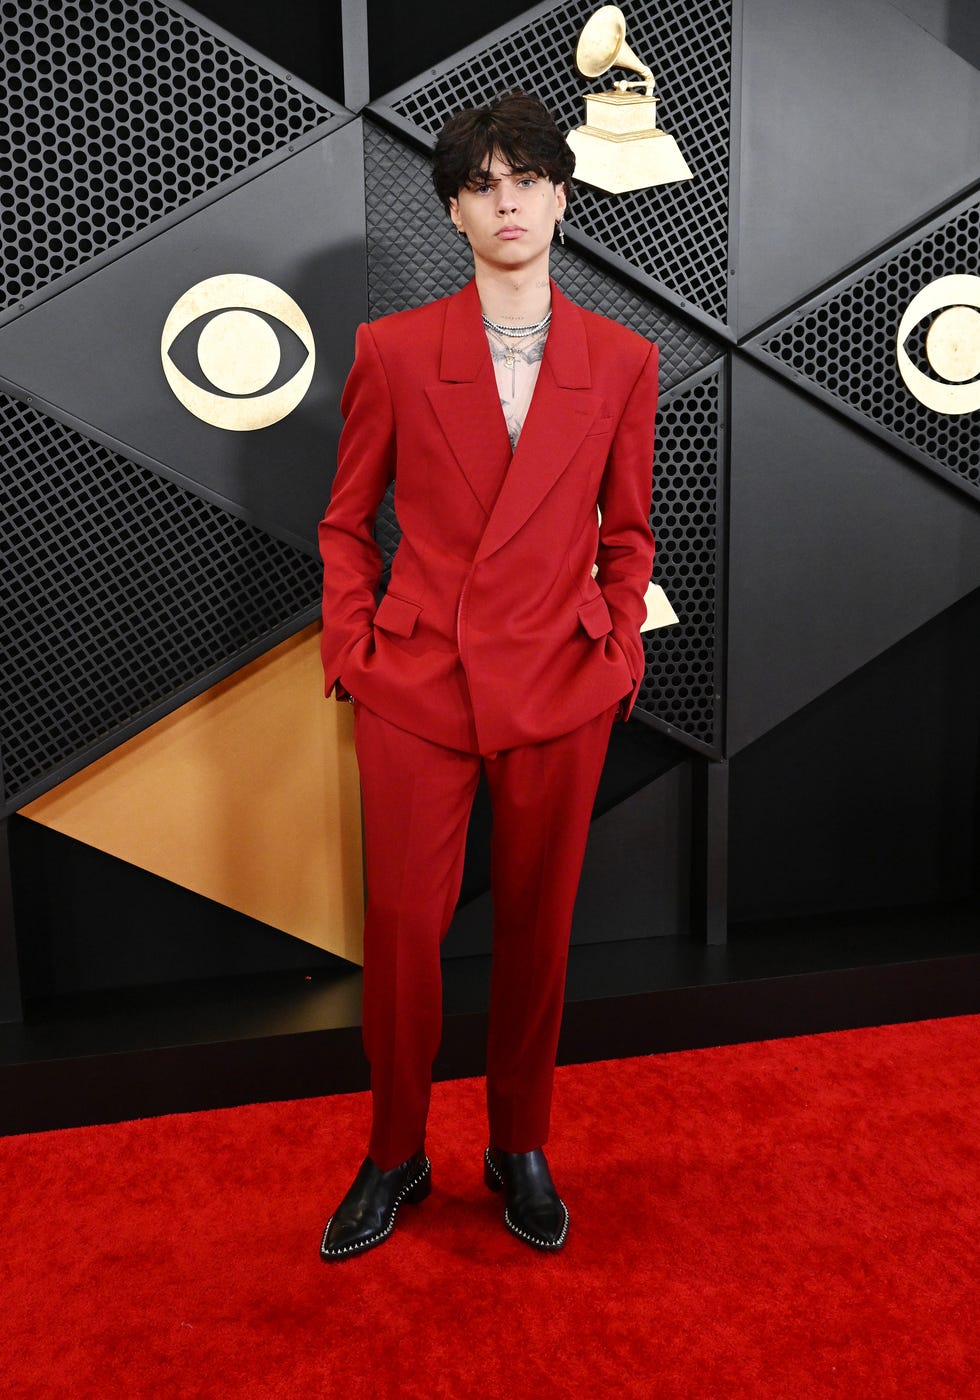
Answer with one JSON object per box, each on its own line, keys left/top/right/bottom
{"left": 577, "top": 593, "right": 613, "bottom": 640}
{"left": 374, "top": 592, "right": 422, "bottom": 638}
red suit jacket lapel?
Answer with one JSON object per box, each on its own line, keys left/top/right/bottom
{"left": 425, "top": 279, "right": 603, "bottom": 552}
{"left": 424, "top": 279, "right": 511, "bottom": 517}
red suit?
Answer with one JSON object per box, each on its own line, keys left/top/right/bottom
{"left": 319, "top": 277, "right": 657, "bottom": 1168}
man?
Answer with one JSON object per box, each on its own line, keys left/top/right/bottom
{"left": 318, "top": 91, "right": 658, "bottom": 1258}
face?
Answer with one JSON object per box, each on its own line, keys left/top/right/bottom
{"left": 449, "top": 152, "right": 566, "bottom": 276}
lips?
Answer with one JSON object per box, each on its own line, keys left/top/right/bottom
{"left": 496, "top": 227, "right": 525, "bottom": 239}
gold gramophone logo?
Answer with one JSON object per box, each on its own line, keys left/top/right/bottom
{"left": 566, "top": 4, "right": 693, "bottom": 194}
{"left": 161, "top": 274, "right": 315, "bottom": 431}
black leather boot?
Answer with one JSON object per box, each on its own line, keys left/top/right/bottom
{"left": 320, "top": 1147, "right": 431, "bottom": 1260}
{"left": 484, "top": 1145, "right": 569, "bottom": 1250}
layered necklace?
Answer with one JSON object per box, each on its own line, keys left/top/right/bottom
{"left": 481, "top": 309, "right": 553, "bottom": 368}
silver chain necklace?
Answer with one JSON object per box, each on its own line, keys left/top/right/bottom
{"left": 481, "top": 310, "right": 553, "bottom": 338}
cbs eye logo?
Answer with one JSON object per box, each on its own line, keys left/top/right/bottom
{"left": 896, "top": 274, "right": 980, "bottom": 415}
{"left": 161, "top": 274, "right": 315, "bottom": 430}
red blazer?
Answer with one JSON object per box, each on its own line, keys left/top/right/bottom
{"left": 318, "top": 277, "right": 658, "bottom": 756}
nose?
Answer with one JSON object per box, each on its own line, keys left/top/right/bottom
{"left": 497, "top": 183, "right": 518, "bottom": 214}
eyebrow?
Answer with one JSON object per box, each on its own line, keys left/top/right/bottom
{"left": 466, "top": 166, "right": 538, "bottom": 185}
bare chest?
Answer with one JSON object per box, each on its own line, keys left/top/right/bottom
{"left": 485, "top": 324, "right": 549, "bottom": 451}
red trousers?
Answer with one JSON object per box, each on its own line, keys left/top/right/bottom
{"left": 353, "top": 701, "right": 617, "bottom": 1170}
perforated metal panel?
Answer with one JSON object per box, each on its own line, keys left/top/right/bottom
{"left": 381, "top": 0, "right": 733, "bottom": 326}
{"left": 636, "top": 365, "right": 723, "bottom": 751}
{"left": 365, "top": 120, "right": 474, "bottom": 319}
{"left": 757, "top": 193, "right": 980, "bottom": 499}
{"left": 0, "top": 395, "right": 321, "bottom": 807}
{"left": 0, "top": 0, "right": 340, "bottom": 314}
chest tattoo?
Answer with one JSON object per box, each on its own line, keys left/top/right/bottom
{"left": 485, "top": 324, "right": 549, "bottom": 451}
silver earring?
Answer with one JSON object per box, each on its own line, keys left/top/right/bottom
{"left": 456, "top": 227, "right": 465, "bottom": 240}
{"left": 556, "top": 219, "right": 565, "bottom": 246}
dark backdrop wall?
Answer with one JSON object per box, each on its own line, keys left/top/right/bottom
{"left": 2, "top": 0, "right": 979, "bottom": 1010}
{"left": 188, "top": 0, "right": 980, "bottom": 104}
{"left": 189, "top": 0, "right": 540, "bottom": 103}
{"left": 188, "top": 0, "right": 345, "bottom": 101}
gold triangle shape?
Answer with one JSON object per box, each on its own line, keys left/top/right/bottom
{"left": 22, "top": 624, "right": 364, "bottom": 963}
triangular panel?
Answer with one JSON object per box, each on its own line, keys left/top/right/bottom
{"left": 727, "top": 357, "right": 980, "bottom": 754}
{"left": 751, "top": 191, "right": 980, "bottom": 504}
{"left": 0, "top": 125, "right": 367, "bottom": 549}
{"left": 736, "top": 0, "right": 980, "bottom": 336}
{"left": 636, "top": 364, "right": 726, "bottom": 755}
{"left": 375, "top": 0, "right": 734, "bottom": 328}
{"left": 21, "top": 627, "right": 364, "bottom": 962}
{"left": 0, "top": 395, "right": 321, "bottom": 812}
{"left": 0, "top": 0, "right": 343, "bottom": 316}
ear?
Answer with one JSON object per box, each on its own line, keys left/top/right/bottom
{"left": 448, "top": 195, "right": 463, "bottom": 232}
{"left": 554, "top": 183, "right": 567, "bottom": 218}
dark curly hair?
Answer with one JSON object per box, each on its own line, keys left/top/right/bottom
{"left": 432, "top": 91, "right": 576, "bottom": 213}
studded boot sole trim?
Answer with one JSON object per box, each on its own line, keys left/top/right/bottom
{"left": 484, "top": 1147, "right": 570, "bottom": 1251}
{"left": 320, "top": 1156, "right": 431, "bottom": 1260}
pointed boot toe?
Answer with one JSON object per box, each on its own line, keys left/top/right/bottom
{"left": 320, "top": 1148, "right": 431, "bottom": 1260}
{"left": 484, "top": 1145, "right": 569, "bottom": 1251}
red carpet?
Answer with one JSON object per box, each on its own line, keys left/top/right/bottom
{"left": 3, "top": 1014, "right": 978, "bottom": 1399}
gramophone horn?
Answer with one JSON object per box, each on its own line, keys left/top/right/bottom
{"left": 575, "top": 4, "right": 654, "bottom": 92}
